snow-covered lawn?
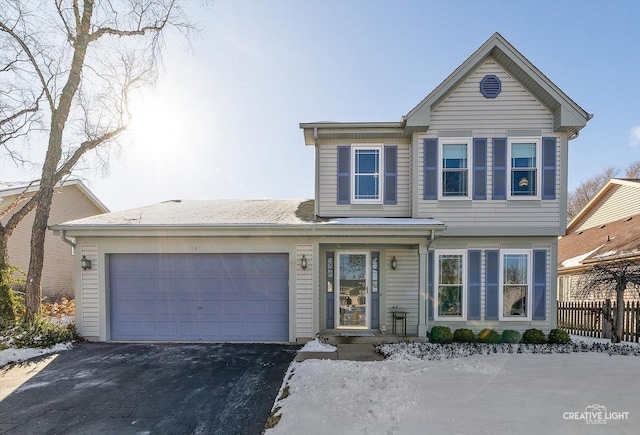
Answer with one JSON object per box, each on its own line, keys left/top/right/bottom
{"left": 267, "top": 337, "right": 640, "bottom": 434}
{"left": 0, "top": 343, "right": 73, "bottom": 368}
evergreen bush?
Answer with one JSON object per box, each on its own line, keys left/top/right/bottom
{"left": 520, "top": 328, "right": 547, "bottom": 344}
{"left": 453, "top": 328, "right": 476, "bottom": 343}
{"left": 500, "top": 330, "right": 521, "bottom": 344}
{"left": 548, "top": 328, "right": 571, "bottom": 344}
{"left": 477, "top": 328, "right": 500, "bottom": 343}
{"left": 429, "top": 326, "right": 453, "bottom": 344}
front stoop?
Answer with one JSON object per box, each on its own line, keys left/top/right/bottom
{"left": 318, "top": 332, "right": 428, "bottom": 345}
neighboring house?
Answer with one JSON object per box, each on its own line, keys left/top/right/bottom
{"left": 52, "top": 33, "right": 591, "bottom": 342}
{"left": 558, "top": 178, "right": 640, "bottom": 301}
{"left": 0, "top": 179, "right": 109, "bottom": 299}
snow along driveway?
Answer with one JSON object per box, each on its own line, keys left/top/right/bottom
{"left": 267, "top": 344, "right": 640, "bottom": 434}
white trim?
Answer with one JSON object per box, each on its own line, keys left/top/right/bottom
{"left": 507, "top": 137, "right": 541, "bottom": 200}
{"left": 438, "top": 138, "right": 472, "bottom": 200}
{"left": 335, "top": 251, "right": 371, "bottom": 329}
{"left": 434, "top": 249, "right": 467, "bottom": 321}
{"left": 351, "top": 144, "right": 384, "bottom": 204}
{"left": 498, "top": 249, "right": 533, "bottom": 321}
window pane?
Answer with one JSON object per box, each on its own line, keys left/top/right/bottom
{"left": 439, "top": 285, "right": 462, "bottom": 316}
{"left": 443, "top": 171, "right": 468, "bottom": 196}
{"left": 503, "top": 285, "right": 527, "bottom": 316}
{"left": 355, "top": 175, "right": 379, "bottom": 199}
{"left": 443, "top": 144, "right": 467, "bottom": 168}
{"left": 511, "top": 143, "right": 536, "bottom": 168}
{"left": 439, "top": 255, "right": 462, "bottom": 284}
{"left": 504, "top": 254, "right": 528, "bottom": 284}
{"left": 355, "top": 149, "right": 379, "bottom": 174}
{"left": 511, "top": 169, "right": 536, "bottom": 195}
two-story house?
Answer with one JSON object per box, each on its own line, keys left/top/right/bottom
{"left": 53, "top": 33, "right": 591, "bottom": 342}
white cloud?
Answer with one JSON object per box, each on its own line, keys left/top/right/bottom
{"left": 629, "top": 126, "right": 640, "bottom": 147}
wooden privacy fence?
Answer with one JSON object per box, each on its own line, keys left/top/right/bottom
{"left": 557, "top": 300, "right": 640, "bottom": 343}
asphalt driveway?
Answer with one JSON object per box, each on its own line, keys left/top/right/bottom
{"left": 0, "top": 342, "right": 300, "bottom": 435}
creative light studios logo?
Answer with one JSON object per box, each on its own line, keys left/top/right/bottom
{"left": 563, "top": 404, "right": 629, "bottom": 425}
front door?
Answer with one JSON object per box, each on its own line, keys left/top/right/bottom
{"left": 336, "top": 252, "right": 370, "bottom": 329}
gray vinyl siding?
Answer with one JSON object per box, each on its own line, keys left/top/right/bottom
{"left": 384, "top": 248, "right": 419, "bottom": 334}
{"left": 417, "top": 59, "right": 564, "bottom": 235}
{"left": 571, "top": 183, "right": 640, "bottom": 232}
{"left": 317, "top": 141, "right": 411, "bottom": 217}
{"left": 295, "top": 244, "right": 314, "bottom": 338}
{"left": 79, "top": 244, "right": 100, "bottom": 338}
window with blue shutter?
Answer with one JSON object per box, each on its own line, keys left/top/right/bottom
{"left": 492, "top": 138, "right": 507, "bottom": 200}
{"left": 468, "top": 250, "right": 481, "bottom": 320}
{"left": 542, "top": 137, "right": 557, "bottom": 200}
{"left": 424, "top": 138, "right": 438, "bottom": 200}
{"left": 337, "top": 146, "right": 350, "bottom": 204}
{"left": 473, "top": 138, "right": 487, "bottom": 200}
{"left": 384, "top": 146, "right": 398, "bottom": 205}
{"left": 485, "top": 250, "right": 499, "bottom": 320}
{"left": 533, "top": 250, "right": 547, "bottom": 320}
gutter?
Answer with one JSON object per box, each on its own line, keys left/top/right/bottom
{"left": 58, "top": 229, "right": 76, "bottom": 248}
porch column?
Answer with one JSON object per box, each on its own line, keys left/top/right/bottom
{"left": 418, "top": 242, "right": 428, "bottom": 337}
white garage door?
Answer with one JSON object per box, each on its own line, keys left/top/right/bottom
{"left": 109, "top": 254, "right": 289, "bottom": 341}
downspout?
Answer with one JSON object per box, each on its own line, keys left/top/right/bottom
{"left": 59, "top": 230, "right": 76, "bottom": 248}
{"left": 424, "top": 229, "right": 436, "bottom": 335}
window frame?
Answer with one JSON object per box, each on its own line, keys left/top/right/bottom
{"left": 434, "top": 249, "right": 467, "bottom": 321}
{"left": 351, "top": 144, "right": 384, "bottom": 204}
{"left": 438, "top": 138, "right": 472, "bottom": 200}
{"left": 499, "top": 249, "right": 532, "bottom": 321}
{"left": 507, "top": 137, "right": 541, "bottom": 199}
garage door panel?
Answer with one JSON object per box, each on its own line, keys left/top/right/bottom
{"left": 110, "top": 254, "right": 289, "bottom": 341}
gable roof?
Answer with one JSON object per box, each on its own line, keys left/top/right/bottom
{"left": 567, "top": 178, "right": 640, "bottom": 233}
{"left": 300, "top": 33, "right": 592, "bottom": 145}
{"left": 558, "top": 213, "right": 640, "bottom": 271}
{"left": 404, "top": 32, "right": 592, "bottom": 137}
{"left": 0, "top": 179, "right": 109, "bottom": 214}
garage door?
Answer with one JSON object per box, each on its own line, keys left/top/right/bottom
{"left": 109, "top": 254, "right": 289, "bottom": 341}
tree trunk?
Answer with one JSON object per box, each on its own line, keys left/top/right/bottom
{"left": 613, "top": 276, "right": 627, "bottom": 343}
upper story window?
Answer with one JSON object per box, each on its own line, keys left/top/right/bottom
{"left": 499, "top": 250, "right": 532, "bottom": 320}
{"left": 352, "top": 145, "right": 383, "bottom": 203}
{"left": 440, "top": 139, "right": 471, "bottom": 198}
{"left": 508, "top": 138, "right": 540, "bottom": 198}
{"left": 435, "top": 250, "right": 466, "bottom": 320}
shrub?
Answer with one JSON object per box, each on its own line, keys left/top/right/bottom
{"left": 520, "top": 328, "right": 547, "bottom": 344}
{"left": 453, "top": 328, "right": 476, "bottom": 343}
{"left": 0, "top": 265, "right": 24, "bottom": 329}
{"left": 477, "top": 328, "right": 500, "bottom": 343}
{"left": 429, "top": 326, "right": 452, "bottom": 344}
{"left": 9, "top": 316, "right": 78, "bottom": 349}
{"left": 500, "top": 330, "right": 521, "bottom": 344}
{"left": 548, "top": 328, "right": 571, "bottom": 344}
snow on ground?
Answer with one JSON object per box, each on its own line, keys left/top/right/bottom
{"left": 299, "top": 339, "right": 337, "bottom": 353}
{"left": 0, "top": 343, "right": 72, "bottom": 368}
{"left": 267, "top": 337, "right": 640, "bottom": 434}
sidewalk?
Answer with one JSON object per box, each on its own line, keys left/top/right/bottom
{"left": 294, "top": 343, "right": 384, "bottom": 362}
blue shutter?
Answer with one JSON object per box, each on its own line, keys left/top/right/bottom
{"left": 473, "top": 138, "right": 487, "bottom": 200}
{"left": 371, "top": 252, "right": 380, "bottom": 328}
{"left": 427, "top": 250, "right": 434, "bottom": 321}
{"left": 337, "top": 146, "right": 350, "bottom": 204}
{"left": 485, "top": 250, "right": 499, "bottom": 320}
{"left": 542, "top": 137, "right": 557, "bottom": 200}
{"left": 384, "top": 146, "right": 398, "bottom": 205}
{"left": 468, "top": 250, "right": 481, "bottom": 320}
{"left": 533, "top": 250, "right": 547, "bottom": 320}
{"left": 326, "top": 252, "right": 334, "bottom": 328}
{"left": 424, "top": 138, "right": 438, "bottom": 200}
{"left": 492, "top": 138, "right": 507, "bottom": 200}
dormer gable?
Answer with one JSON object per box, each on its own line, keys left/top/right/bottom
{"left": 404, "top": 32, "right": 592, "bottom": 137}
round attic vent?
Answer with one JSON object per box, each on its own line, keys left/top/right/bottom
{"left": 480, "top": 75, "right": 501, "bottom": 98}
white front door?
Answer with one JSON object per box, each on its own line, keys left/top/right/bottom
{"left": 336, "top": 252, "right": 370, "bottom": 329}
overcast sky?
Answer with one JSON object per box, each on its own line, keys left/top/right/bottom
{"left": 2, "top": 0, "right": 639, "bottom": 211}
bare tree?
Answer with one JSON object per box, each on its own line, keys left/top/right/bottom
{"left": 0, "top": 0, "right": 192, "bottom": 318}
{"left": 568, "top": 161, "right": 640, "bottom": 221}
{"left": 575, "top": 258, "right": 640, "bottom": 343}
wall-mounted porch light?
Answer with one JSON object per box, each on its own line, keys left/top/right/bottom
{"left": 391, "top": 256, "right": 397, "bottom": 270}
{"left": 301, "top": 254, "right": 308, "bottom": 270}
{"left": 81, "top": 255, "right": 92, "bottom": 271}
